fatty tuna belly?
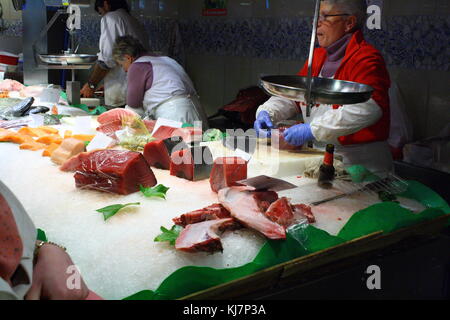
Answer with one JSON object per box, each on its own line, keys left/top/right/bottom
{"left": 143, "top": 140, "right": 171, "bottom": 169}
{"left": 72, "top": 150, "right": 157, "bottom": 195}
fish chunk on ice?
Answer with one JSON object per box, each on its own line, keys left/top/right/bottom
{"left": 173, "top": 203, "right": 231, "bottom": 227}
{"left": 175, "top": 218, "right": 241, "bottom": 253}
{"left": 60, "top": 150, "right": 157, "bottom": 195}
{"left": 218, "top": 186, "right": 286, "bottom": 240}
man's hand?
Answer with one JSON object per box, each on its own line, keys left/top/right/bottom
{"left": 80, "top": 83, "right": 95, "bottom": 98}
{"left": 283, "top": 123, "right": 315, "bottom": 146}
{"left": 25, "top": 244, "right": 89, "bottom": 300}
{"left": 254, "top": 111, "right": 274, "bottom": 138}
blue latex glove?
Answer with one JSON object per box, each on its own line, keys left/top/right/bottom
{"left": 283, "top": 123, "right": 315, "bottom": 146}
{"left": 254, "top": 111, "right": 274, "bottom": 138}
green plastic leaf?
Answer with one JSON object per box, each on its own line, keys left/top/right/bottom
{"left": 154, "top": 225, "right": 183, "bottom": 245}
{"left": 346, "top": 165, "right": 379, "bottom": 183}
{"left": 84, "top": 141, "right": 91, "bottom": 147}
{"left": 96, "top": 202, "right": 140, "bottom": 221}
{"left": 140, "top": 184, "right": 170, "bottom": 199}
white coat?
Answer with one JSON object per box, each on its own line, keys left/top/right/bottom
{"left": 126, "top": 55, "right": 209, "bottom": 130}
{"left": 256, "top": 71, "right": 393, "bottom": 176}
{"left": 98, "top": 8, "right": 149, "bottom": 107}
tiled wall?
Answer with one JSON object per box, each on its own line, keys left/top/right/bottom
{"left": 0, "top": 0, "right": 449, "bottom": 141}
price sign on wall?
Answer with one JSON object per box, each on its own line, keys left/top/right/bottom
{"left": 202, "top": 0, "right": 227, "bottom": 16}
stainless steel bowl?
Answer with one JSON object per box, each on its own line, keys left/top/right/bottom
{"left": 261, "top": 75, "right": 374, "bottom": 105}
{"left": 38, "top": 54, "right": 98, "bottom": 65}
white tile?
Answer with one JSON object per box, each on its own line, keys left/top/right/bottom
{"left": 227, "top": 0, "right": 253, "bottom": 18}
{"left": 250, "top": 57, "right": 280, "bottom": 84}
{"left": 223, "top": 56, "right": 253, "bottom": 104}
{"left": 386, "top": 0, "right": 436, "bottom": 16}
{"left": 278, "top": 59, "right": 304, "bottom": 75}
{"left": 435, "top": 0, "right": 450, "bottom": 15}
{"left": 390, "top": 67, "right": 429, "bottom": 141}
{"left": 186, "top": 54, "right": 226, "bottom": 116}
{"left": 426, "top": 70, "right": 450, "bottom": 138}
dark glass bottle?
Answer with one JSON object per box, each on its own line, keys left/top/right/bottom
{"left": 318, "top": 144, "right": 335, "bottom": 189}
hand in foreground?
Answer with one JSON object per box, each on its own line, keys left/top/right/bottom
{"left": 254, "top": 111, "right": 274, "bottom": 138}
{"left": 80, "top": 83, "right": 95, "bottom": 98}
{"left": 283, "top": 123, "right": 314, "bottom": 146}
{"left": 25, "top": 243, "right": 89, "bottom": 300}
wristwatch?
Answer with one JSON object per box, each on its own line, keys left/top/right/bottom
{"left": 34, "top": 240, "right": 67, "bottom": 260}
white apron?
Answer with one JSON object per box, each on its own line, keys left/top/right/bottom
{"left": 300, "top": 102, "right": 393, "bottom": 176}
{"left": 134, "top": 56, "right": 209, "bottom": 129}
{"left": 104, "top": 66, "right": 127, "bottom": 107}
{"left": 151, "top": 95, "right": 209, "bottom": 130}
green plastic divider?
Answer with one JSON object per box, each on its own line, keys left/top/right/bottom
{"left": 124, "top": 180, "right": 449, "bottom": 300}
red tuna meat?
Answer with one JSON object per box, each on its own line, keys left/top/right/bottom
{"left": 143, "top": 140, "right": 172, "bottom": 170}
{"left": 252, "top": 191, "right": 279, "bottom": 212}
{"left": 152, "top": 125, "right": 202, "bottom": 143}
{"left": 271, "top": 127, "right": 303, "bottom": 151}
{"left": 63, "top": 150, "right": 157, "bottom": 195}
{"left": 218, "top": 186, "right": 286, "bottom": 240}
{"left": 170, "top": 149, "right": 194, "bottom": 180}
{"left": 143, "top": 137, "right": 186, "bottom": 170}
{"left": 292, "top": 204, "right": 316, "bottom": 223}
{"left": 173, "top": 203, "right": 231, "bottom": 227}
{"left": 209, "top": 157, "right": 248, "bottom": 193}
{"left": 264, "top": 197, "right": 294, "bottom": 228}
{"left": 175, "top": 218, "right": 240, "bottom": 253}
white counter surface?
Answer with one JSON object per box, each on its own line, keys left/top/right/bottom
{"left": 0, "top": 118, "right": 425, "bottom": 299}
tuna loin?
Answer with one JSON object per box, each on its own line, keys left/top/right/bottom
{"left": 61, "top": 150, "right": 157, "bottom": 195}
{"left": 175, "top": 218, "right": 240, "bottom": 253}
{"left": 170, "top": 145, "right": 213, "bottom": 181}
{"left": 173, "top": 203, "right": 231, "bottom": 227}
{"left": 143, "top": 137, "right": 186, "bottom": 170}
{"left": 218, "top": 187, "right": 286, "bottom": 240}
{"left": 209, "top": 157, "right": 247, "bottom": 193}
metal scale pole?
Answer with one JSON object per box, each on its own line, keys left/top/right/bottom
{"left": 305, "top": 0, "right": 321, "bottom": 117}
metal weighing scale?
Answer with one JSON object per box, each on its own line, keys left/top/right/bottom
{"left": 260, "top": 0, "right": 374, "bottom": 116}
{"left": 33, "top": 0, "right": 97, "bottom": 105}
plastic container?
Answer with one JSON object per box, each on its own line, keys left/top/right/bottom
{"left": 0, "top": 52, "right": 19, "bottom": 66}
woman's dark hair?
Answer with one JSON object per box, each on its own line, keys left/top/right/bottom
{"left": 95, "top": 0, "right": 130, "bottom": 14}
{"left": 113, "top": 35, "right": 147, "bottom": 62}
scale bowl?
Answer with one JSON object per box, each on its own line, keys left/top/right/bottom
{"left": 38, "top": 54, "right": 98, "bottom": 65}
{"left": 261, "top": 75, "right": 374, "bottom": 105}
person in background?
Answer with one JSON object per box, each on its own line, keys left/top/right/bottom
{"left": 254, "top": 0, "right": 392, "bottom": 176}
{"left": 112, "top": 35, "right": 209, "bottom": 129}
{"left": 0, "top": 180, "right": 100, "bottom": 300}
{"left": 80, "top": 0, "right": 149, "bottom": 108}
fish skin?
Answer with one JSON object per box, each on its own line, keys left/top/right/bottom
{"left": 218, "top": 186, "right": 286, "bottom": 240}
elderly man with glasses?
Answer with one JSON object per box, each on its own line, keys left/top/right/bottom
{"left": 254, "top": 0, "right": 392, "bottom": 176}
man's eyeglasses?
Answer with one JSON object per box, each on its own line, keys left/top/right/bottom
{"left": 317, "top": 13, "right": 350, "bottom": 22}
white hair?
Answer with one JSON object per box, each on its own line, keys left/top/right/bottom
{"left": 322, "top": 0, "right": 368, "bottom": 29}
